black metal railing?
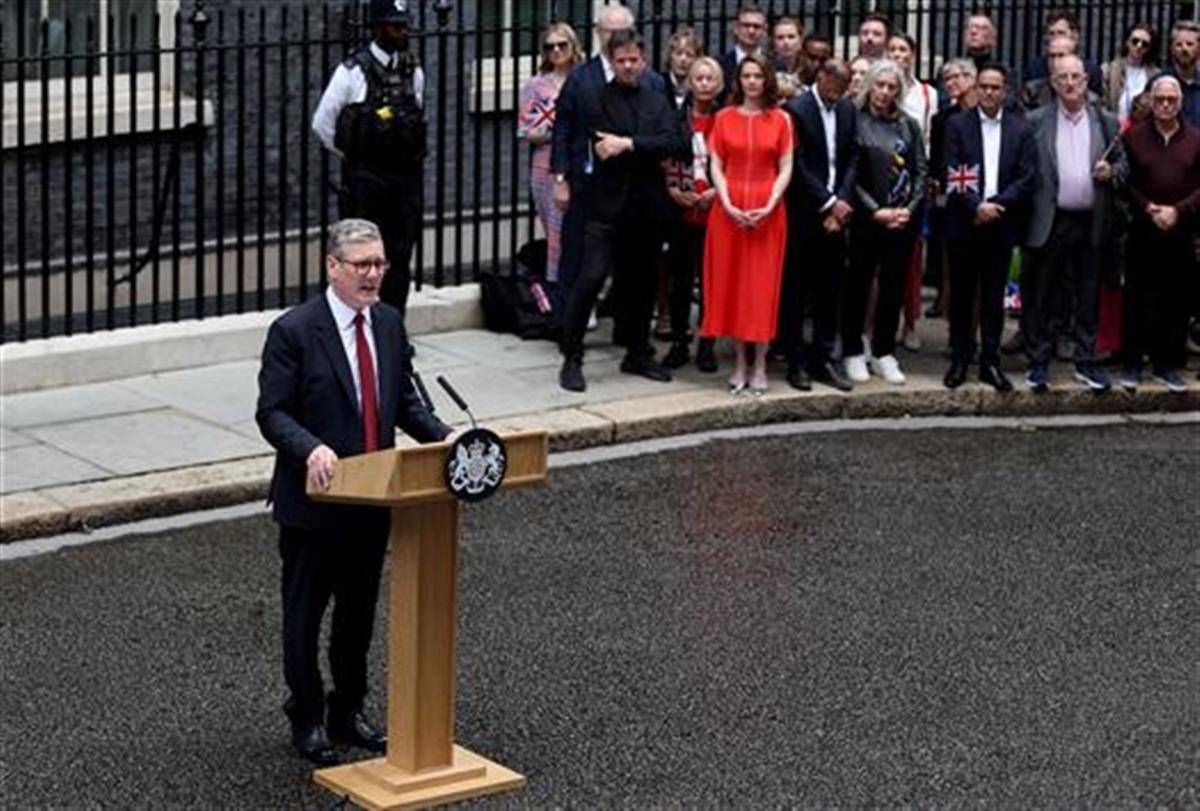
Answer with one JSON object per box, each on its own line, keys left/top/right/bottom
{"left": 1, "top": 0, "right": 1192, "bottom": 342}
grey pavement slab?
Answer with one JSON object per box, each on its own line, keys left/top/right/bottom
{"left": 0, "top": 381, "right": 160, "bottom": 428}
{"left": 408, "top": 339, "right": 479, "bottom": 373}
{"left": 417, "top": 328, "right": 620, "bottom": 371}
{"left": 0, "top": 427, "right": 36, "bottom": 450}
{"left": 0, "top": 443, "right": 109, "bottom": 494}
{"left": 24, "top": 411, "right": 266, "bottom": 477}
{"left": 119, "top": 361, "right": 262, "bottom": 426}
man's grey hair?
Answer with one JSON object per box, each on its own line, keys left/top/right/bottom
{"left": 856, "top": 58, "right": 909, "bottom": 109}
{"left": 1171, "top": 19, "right": 1200, "bottom": 39}
{"left": 941, "top": 58, "right": 977, "bottom": 80}
{"left": 326, "top": 218, "right": 382, "bottom": 258}
{"left": 1150, "top": 74, "right": 1183, "bottom": 95}
{"left": 595, "top": 3, "right": 634, "bottom": 29}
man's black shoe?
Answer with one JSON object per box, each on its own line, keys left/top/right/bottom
{"left": 786, "top": 366, "right": 812, "bottom": 391}
{"left": 328, "top": 709, "right": 387, "bottom": 753}
{"left": 291, "top": 722, "right": 339, "bottom": 765}
{"left": 662, "top": 341, "right": 690, "bottom": 369}
{"left": 812, "top": 361, "right": 853, "bottom": 392}
{"left": 559, "top": 357, "right": 586, "bottom": 392}
{"left": 979, "top": 363, "right": 1013, "bottom": 392}
{"left": 620, "top": 354, "right": 671, "bottom": 382}
{"left": 943, "top": 361, "right": 969, "bottom": 389}
{"left": 695, "top": 339, "right": 717, "bottom": 373}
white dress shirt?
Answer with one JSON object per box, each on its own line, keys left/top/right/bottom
{"left": 1055, "top": 104, "right": 1094, "bottom": 210}
{"left": 601, "top": 53, "right": 614, "bottom": 83}
{"left": 311, "top": 41, "right": 426, "bottom": 157}
{"left": 979, "top": 107, "right": 1003, "bottom": 200}
{"left": 817, "top": 94, "right": 839, "bottom": 207}
{"left": 325, "top": 286, "right": 379, "bottom": 411}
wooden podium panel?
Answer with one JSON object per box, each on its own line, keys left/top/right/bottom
{"left": 308, "top": 430, "right": 547, "bottom": 809}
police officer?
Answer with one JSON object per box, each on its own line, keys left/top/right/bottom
{"left": 313, "top": 0, "right": 426, "bottom": 317}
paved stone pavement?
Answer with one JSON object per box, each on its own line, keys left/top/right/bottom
{"left": 1, "top": 316, "right": 1197, "bottom": 541}
{"left": 0, "top": 424, "right": 1196, "bottom": 807}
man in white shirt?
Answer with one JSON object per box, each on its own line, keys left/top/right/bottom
{"left": 311, "top": 0, "right": 426, "bottom": 319}
{"left": 942, "top": 64, "right": 1036, "bottom": 392}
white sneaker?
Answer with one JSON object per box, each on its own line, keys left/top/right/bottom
{"left": 869, "top": 354, "right": 906, "bottom": 384}
{"left": 586, "top": 308, "right": 598, "bottom": 331}
{"left": 844, "top": 354, "right": 870, "bottom": 383}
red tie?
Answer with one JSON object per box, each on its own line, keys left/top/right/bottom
{"left": 353, "top": 313, "right": 379, "bottom": 453}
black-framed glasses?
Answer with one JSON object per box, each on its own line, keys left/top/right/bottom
{"left": 543, "top": 41, "right": 571, "bottom": 53}
{"left": 1129, "top": 36, "right": 1151, "bottom": 47}
{"left": 336, "top": 257, "right": 390, "bottom": 274}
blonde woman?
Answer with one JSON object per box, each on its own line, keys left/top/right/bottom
{"left": 517, "top": 22, "right": 583, "bottom": 283}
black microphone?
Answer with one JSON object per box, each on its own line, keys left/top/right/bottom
{"left": 411, "top": 371, "right": 436, "bottom": 415}
{"left": 436, "top": 375, "right": 477, "bottom": 429}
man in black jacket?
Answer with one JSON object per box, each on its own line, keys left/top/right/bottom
{"left": 256, "top": 219, "right": 451, "bottom": 765}
{"left": 943, "top": 64, "right": 1037, "bottom": 391}
{"left": 558, "top": 30, "right": 686, "bottom": 392}
{"left": 780, "top": 59, "right": 858, "bottom": 391}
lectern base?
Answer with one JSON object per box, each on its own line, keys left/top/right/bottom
{"left": 313, "top": 745, "right": 526, "bottom": 810}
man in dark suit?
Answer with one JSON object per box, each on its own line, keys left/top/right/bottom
{"left": 719, "top": 2, "right": 767, "bottom": 99}
{"left": 780, "top": 58, "right": 857, "bottom": 392}
{"left": 550, "top": 5, "right": 664, "bottom": 325}
{"left": 558, "top": 29, "right": 686, "bottom": 392}
{"left": 255, "top": 218, "right": 451, "bottom": 765}
{"left": 1022, "top": 54, "right": 1126, "bottom": 392}
{"left": 943, "top": 64, "right": 1037, "bottom": 392}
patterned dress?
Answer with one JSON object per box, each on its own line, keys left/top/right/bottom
{"left": 517, "top": 72, "right": 565, "bottom": 282}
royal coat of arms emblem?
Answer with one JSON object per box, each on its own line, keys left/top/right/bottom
{"left": 445, "top": 427, "right": 508, "bottom": 502}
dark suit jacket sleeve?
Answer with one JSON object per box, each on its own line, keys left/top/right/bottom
{"left": 945, "top": 115, "right": 982, "bottom": 215}
{"left": 836, "top": 106, "right": 859, "bottom": 203}
{"left": 993, "top": 124, "right": 1037, "bottom": 209}
{"left": 789, "top": 101, "right": 834, "bottom": 210}
{"left": 550, "top": 71, "right": 579, "bottom": 177}
{"left": 632, "top": 96, "right": 686, "bottom": 158}
{"left": 256, "top": 318, "right": 324, "bottom": 467}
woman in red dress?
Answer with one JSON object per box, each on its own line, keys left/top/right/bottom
{"left": 701, "top": 55, "right": 794, "bottom": 394}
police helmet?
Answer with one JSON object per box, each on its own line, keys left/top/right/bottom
{"left": 370, "top": 0, "right": 412, "bottom": 26}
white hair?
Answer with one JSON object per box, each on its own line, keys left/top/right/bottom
{"left": 856, "top": 58, "right": 909, "bottom": 110}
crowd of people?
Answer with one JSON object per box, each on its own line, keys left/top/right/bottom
{"left": 517, "top": 3, "right": 1200, "bottom": 395}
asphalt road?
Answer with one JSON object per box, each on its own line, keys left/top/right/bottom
{"left": 1, "top": 423, "right": 1197, "bottom": 808}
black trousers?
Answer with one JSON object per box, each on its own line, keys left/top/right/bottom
{"left": 844, "top": 220, "right": 917, "bottom": 359}
{"left": 1021, "top": 209, "right": 1099, "bottom": 366}
{"left": 561, "top": 219, "right": 658, "bottom": 359}
{"left": 665, "top": 220, "right": 705, "bottom": 343}
{"left": 948, "top": 229, "right": 1013, "bottom": 365}
{"left": 552, "top": 193, "right": 587, "bottom": 326}
{"left": 341, "top": 166, "right": 422, "bottom": 314}
{"left": 1122, "top": 223, "right": 1196, "bottom": 372}
{"left": 278, "top": 522, "right": 388, "bottom": 725}
{"left": 778, "top": 214, "right": 845, "bottom": 370}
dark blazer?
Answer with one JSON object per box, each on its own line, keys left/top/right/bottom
{"left": 551, "top": 56, "right": 665, "bottom": 181}
{"left": 944, "top": 109, "right": 1037, "bottom": 244}
{"left": 1023, "top": 103, "right": 1127, "bottom": 249}
{"left": 256, "top": 294, "right": 450, "bottom": 530}
{"left": 784, "top": 90, "right": 859, "bottom": 219}
{"left": 577, "top": 79, "right": 686, "bottom": 223}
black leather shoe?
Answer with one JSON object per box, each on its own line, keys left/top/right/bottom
{"left": 944, "top": 361, "right": 969, "bottom": 389}
{"left": 786, "top": 366, "right": 812, "bottom": 391}
{"left": 291, "top": 722, "right": 338, "bottom": 765}
{"left": 662, "top": 341, "right": 690, "bottom": 369}
{"left": 620, "top": 354, "right": 672, "bottom": 382}
{"left": 812, "top": 360, "right": 853, "bottom": 392}
{"left": 695, "top": 339, "right": 717, "bottom": 373}
{"left": 980, "top": 362, "right": 1013, "bottom": 392}
{"left": 559, "top": 356, "right": 585, "bottom": 392}
{"left": 329, "top": 710, "right": 386, "bottom": 753}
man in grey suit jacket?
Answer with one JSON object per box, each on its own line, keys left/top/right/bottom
{"left": 1021, "top": 55, "right": 1126, "bottom": 392}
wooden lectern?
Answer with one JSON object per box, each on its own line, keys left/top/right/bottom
{"left": 306, "top": 429, "right": 548, "bottom": 810}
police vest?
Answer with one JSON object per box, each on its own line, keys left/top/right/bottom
{"left": 334, "top": 48, "right": 426, "bottom": 172}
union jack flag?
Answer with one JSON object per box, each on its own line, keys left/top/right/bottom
{"left": 528, "top": 97, "right": 556, "bottom": 131}
{"left": 946, "top": 163, "right": 981, "bottom": 195}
